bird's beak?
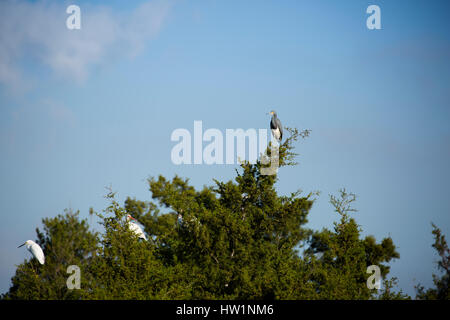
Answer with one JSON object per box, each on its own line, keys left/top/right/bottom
{"left": 18, "top": 243, "right": 25, "bottom": 248}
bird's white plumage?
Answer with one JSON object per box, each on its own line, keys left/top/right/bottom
{"left": 20, "top": 240, "right": 45, "bottom": 265}
{"left": 271, "top": 127, "right": 281, "bottom": 141}
{"left": 126, "top": 215, "right": 148, "bottom": 241}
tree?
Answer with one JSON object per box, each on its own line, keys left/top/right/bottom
{"left": 82, "top": 191, "right": 190, "bottom": 299}
{"left": 3, "top": 127, "right": 405, "bottom": 299}
{"left": 133, "top": 127, "right": 316, "bottom": 299}
{"left": 415, "top": 224, "right": 450, "bottom": 300}
{"left": 4, "top": 210, "right": 98, "bottom": 299}
{"left": 305, "top": 190, "right": 404, "bottom": 299}
{"left": 377, "top": 277, "right": 410, "bottom": 300}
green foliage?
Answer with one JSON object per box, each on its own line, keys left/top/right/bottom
{"left": 83, "top": 194, "right": 190, "bottom": 299}
{"left": 305, "top": 190, "right": 402, "bottom": 299}
{"left": 137, "top": 127, "right": 315, "bottom": 299}
{"left": 415, "top": 224, "right": 450, "bottom": 300}
{"left": 377, "top": 277, "right": 410, "bottom": 300}
{"left": 3, "top": 127, "right": 412, "bottom": 300}
{"left": 4, "top": 210, "right": 98, "bottom": 299}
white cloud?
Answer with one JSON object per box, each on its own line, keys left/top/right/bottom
{"left": 0, "top": 0, "right": 172, "bottom": 90}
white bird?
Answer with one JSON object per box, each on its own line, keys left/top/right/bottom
{"left": 126, "top": 214, "right": 148, "bottom": 241}
{"left": 18, "top": 240, "right": 45, "bottom": 265}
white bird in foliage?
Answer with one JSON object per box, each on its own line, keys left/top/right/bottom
{"left": 18, "top": 240, "right": 45, "bottom": 265}
{"left": 126, "top": 214, "right": 148, "bottom": 241}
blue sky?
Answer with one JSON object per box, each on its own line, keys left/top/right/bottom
{"left": 1, "top": 0, "right": 449, "bottom": 297}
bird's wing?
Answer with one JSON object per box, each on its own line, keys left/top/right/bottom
{"left": 31, "top": 244, "right": 45, "bottom": 265}
{"left": 276, "top": 119, "right": 283, "bottom": 140}
{"left": 129, "top": 222, "right": 147, "bottom": 240}
{"left": 271, "top": 128, "right": 281, "bottom": 141}
{"left": 270, "top": 118, "right": 277, "bottom": 130}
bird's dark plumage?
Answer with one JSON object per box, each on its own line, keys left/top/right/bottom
{"left": 269, "top": 111, "right": 283, "bottom": 141}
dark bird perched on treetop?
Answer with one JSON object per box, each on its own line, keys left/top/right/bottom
{"left": 268, "top": 110, "right": 283, "bottom": 142}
